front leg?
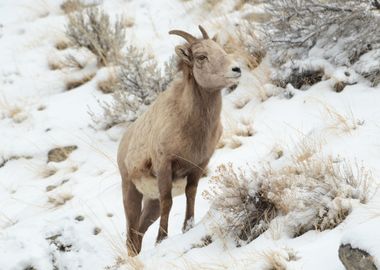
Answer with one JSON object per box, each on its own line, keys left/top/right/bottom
{"left": 156, "top": 161, "right": 173, "bottom": 243}
{"left": 183, "top": 160, "right": 208, "bottom": 233}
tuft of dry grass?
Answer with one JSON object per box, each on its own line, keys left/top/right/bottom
{"left": 48, "top": 193, "right": 73, "bottom": 207}
{"left": 290, "top": 135, "right": 323, "bottom": 163}
{"left": 48, "top": 53, "right": 88, "bottom": 71}
{"left": 65, "top": 72, "right": 95, "bottom": 90}
{"left": 63, "top": 54, "right": 88, "bottom": 70}
{"left": 235, "top": 124, "right": 255, "bottom": 137}
{"left": 48, "top": 59, "right": 64, "bottom": 70}
{"left": 271, "top": 146, "right": 284, "bottom": 160}
{"left": 60, "top": 0, "right": 96, "bottom": 14}
{"left": 41, "top": 167, "right": 57, "bottom": 178}
{"left": 97, "top": 72, "right": 118, "bottom": 94}
{"left": 316, "top": 100, "right": 363, "bottom": 134}
{"left": 234, "top": 97, "right": 251, "bottom": 109}
{"left": 0, "top": 96, "right": 29, "bottom": 123}
{"left": 260, "top": 251, "right": 287, "bottom": 270}
{"left": 228, "top": 137, "right": 243, "bottom": 149}
{"left": 55, "top": 39, "right": 70, "bottom": 50}
{"left": 48, "top": 145, "right": 78, "bottom": 163}
{"left": 190, "top": 235, "right": 213, "bottom": 249}
{"left": 105, "top": 255, "right": 144, "bottom": 270}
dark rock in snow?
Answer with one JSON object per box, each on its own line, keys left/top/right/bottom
{"left": 339, "top": 244, "right": 377, "bottom": 270}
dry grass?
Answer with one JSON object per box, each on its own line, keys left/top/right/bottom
{"left": 227, "top": 137, "right": 242, "bottom": 149}
{"left": 216, "top": 139, "right": 226, "bottom": 149}
{"left": 260, "top": 251, "right": 287, "bottom": 270}
{"left": 60, "top": 0, "right": 97, "bottom": 14}
{"left": 257, "top": 248, "right": 299, "bottom": 270}
{"left": 290, "top": 135, "right": 323, "bottom": 163}
{"left": 48, "top": 145, "right": 78, "bottom": 162}
{"left": 0, "top": 96, "right": 28, "bottom": 123}
{"left": 202, "top": 0, "right": 221, "bottom": 11}
{"left": 105, "top": 256, "right": 144, "bottom": 270}
{"left": 316, "top": 100, "right": 363, "bottom": 134}
{"left": 41, "top": 167, "right": 57, "bottom": 178}
{"left": 63, "top": 54, "right": 88, "bottom": 70}
{"left": 235, "top": 124, "right": 255, "bottom": 137}
{"left": 48, "top": 192, "right": 73, "bottom": 207}
{"left": 97, "top": 72, "right": 118, "bottom": 94}
{"left": 234, "top": 97, "right": 251, "bottom": 109}
{"left": 48, "top": 53, "right": 88, "bottom": 71}
{"left": 270, "top": 146, "right": 284, "bottom": 160}
{"left": 55, "top": 39, "right": 70, "bottom": 50}
{"left": 65, "top": 72, "right": 95, "bottom": 90}
{"left": 48, "top": 58, "right": 64, "bottom": 70}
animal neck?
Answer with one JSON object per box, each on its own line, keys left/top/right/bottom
{"left": 180, "top": 75, "right": 222, "bottom": 129}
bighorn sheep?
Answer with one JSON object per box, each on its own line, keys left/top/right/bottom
{"left": 117, "top": 25, "right": 241, "bottom": 256}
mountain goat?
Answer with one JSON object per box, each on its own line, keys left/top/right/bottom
{"left": 117, "top": 25, "right": 241, "bottom": 255}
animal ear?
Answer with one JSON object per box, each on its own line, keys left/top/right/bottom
{"left": 212, "top": 33, "right": 220, "bottom": 43}
{"left": 175, "top": 45, "right": 192, "bottom": 65}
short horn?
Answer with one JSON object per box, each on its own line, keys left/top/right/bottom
{"left": 198, "top": 25, "right": 209, "bottom": 39}
{"left": 169, "top": 30, "right": 196, "bottom": 44}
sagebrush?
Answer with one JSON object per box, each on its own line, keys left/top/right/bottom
{"left": 90, "top": 47, "right": 178, "bottom": 129}
{"left": 207, "top": 156, "right": 372, "bottom": 244}
{"left": 66, "top": 6, "right": 126, "bottom": 66}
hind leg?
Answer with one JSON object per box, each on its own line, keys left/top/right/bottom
{"left": 122, "top": 178, "right": 143, "bottom": 256}
{"left": 138, "top": 198, "right": 160, "bottom": 244}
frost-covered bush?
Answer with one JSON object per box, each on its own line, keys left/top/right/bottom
{"left": 91, "top": 47, "right": 178, "bottom": 129}
{"left": 207, "top": 156, "right": 372, "bottom": 244}
{"left": 66, "top": 7, "right": 126, "bottom": 66}
{"left": 264, "top": 0, "right": 380, "bottom": 87}
{"left": 205, "top": 165, "right": 277, "bottom": 242}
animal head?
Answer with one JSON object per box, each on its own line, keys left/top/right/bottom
{"left": 169, "top": 25, "right": 241, "bottom": 91}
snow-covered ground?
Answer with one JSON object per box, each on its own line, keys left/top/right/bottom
{"left": 0, "top": 0, "right": 380, "bottom": 269}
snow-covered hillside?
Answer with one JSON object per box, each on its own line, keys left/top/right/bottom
{"left": 0, "top": 0, "right": 380, "bottom": 269}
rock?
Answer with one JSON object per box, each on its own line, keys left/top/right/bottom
{"left": 47, "top": 145, "right": 77, "bottom": 162}
{"left": 339, "top": 244, "right": 377, "bottom": 270}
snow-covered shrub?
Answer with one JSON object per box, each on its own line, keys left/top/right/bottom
{"left": 264, "top": 0, "right": 380, "bottom": 87}
{"left": 65, "top": 6, "right": 126, "bottom": 66}
{"left": 207, "top": 156, "right": 372, "bottom": 244}
{"left": 91, "top": 47, "right": 178, "bottom": 129}
{"left": 205, "top": 164, "right": 277, "bottom": 242}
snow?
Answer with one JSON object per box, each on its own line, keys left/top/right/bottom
{"left": 0, "top": 0, "right": 380, "bottom": 269}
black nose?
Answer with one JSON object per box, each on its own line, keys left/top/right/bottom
{"left": 232, "top": 67, "right": 241, "bottom": 73}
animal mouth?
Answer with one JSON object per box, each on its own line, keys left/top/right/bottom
{"left": 226, "top": 74, "right": 242, "bottom": 79}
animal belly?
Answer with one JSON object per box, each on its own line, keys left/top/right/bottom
{"left": 133, "top": 176, "right": 187, "bottom": 199}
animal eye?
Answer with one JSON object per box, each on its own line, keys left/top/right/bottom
{"left": 197, "top": 55, "right": 207, "bottom": 61}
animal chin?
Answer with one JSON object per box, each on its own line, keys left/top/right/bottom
{"left": 226, "top": 75, "right": 241, "bottom": 87}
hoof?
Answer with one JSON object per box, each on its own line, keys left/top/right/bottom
{"left": 182, "top": 217, "right": 194, "bottom": 233}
